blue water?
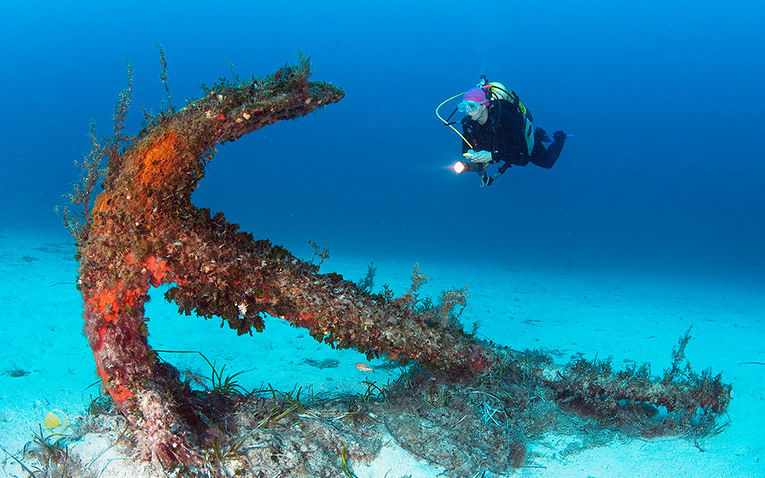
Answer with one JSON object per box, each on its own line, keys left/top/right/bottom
{"left": 2, "top": 0, "right": 764, "bottom": 279}
{"left": 1, "top": 3, "right": 764, "bottom": 474}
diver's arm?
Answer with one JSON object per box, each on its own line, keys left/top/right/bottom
{"left": 461, "top": 119, "right": 493, "bottom": 162}
{"left": 461, "top": 118, "right": 474, "bottom": 154}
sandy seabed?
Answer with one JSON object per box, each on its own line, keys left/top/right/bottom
{"left": 1, "top": 228, "right": 763, "bottom": 477}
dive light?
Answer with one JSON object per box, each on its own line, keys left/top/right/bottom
{"left": 453, "top": 156, "right": 484, "bottom": 174}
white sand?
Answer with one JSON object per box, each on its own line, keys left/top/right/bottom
{"left": 1, "top": 227, "right": 763, "bottom": 477}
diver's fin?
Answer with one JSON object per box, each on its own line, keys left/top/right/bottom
{"left": 553, "top": 130, "right": 572, "bottom": 142}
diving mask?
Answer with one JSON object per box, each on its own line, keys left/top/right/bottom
{"left": 457, "top": 100, "right": 481, "bottom": 114}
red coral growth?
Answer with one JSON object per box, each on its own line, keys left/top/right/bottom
{"left": 134, "top": 130, "right": 180, "bottom": 190}
{"left": 466, "top": 346, "right": 491, "bottom": 373}
{"left": 142, "top": 255, "right": 172, "bottom": 287}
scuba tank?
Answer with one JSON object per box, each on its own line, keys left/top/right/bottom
{"left": 478, "top": 77, "right": 533, "bottom": 122}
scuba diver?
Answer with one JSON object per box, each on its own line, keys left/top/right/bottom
{"left": 437, "top": 79, "right": 569, "bottom": 186}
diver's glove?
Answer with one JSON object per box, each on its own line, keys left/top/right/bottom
{"left": 464, "top": 150, "right": 492, "bottom": 164}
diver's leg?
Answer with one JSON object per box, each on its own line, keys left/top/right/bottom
{"left": 530, "top": 133, "right": 566, "bottom": 169}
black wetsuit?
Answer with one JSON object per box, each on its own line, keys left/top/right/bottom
{"left": 461, "top": 99, "right": 564, "bottom": 172}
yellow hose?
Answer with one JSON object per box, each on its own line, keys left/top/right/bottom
{"left": 435, "top": 92, "right": 474, "bottom": 150}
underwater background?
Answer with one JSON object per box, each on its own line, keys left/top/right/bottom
{"left": 1, "top": 1, "right": 764, "bottom": 476}
{"left": 2, "top": 0, "right": 763, "bottom": 280}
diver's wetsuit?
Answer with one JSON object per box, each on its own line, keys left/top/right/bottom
{"left": 461, "top": 99, "right": 565, "bottom": 172}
